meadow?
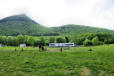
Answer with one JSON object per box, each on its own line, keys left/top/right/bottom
{"left": 0, "top": 45, "right": 114, "bottom": 76}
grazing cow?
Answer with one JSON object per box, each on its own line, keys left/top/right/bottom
{"left": 41, "top": 45, "right": 45, "bottom": 52}
{"left": 39, "top": 45, "right": 41, "bottom": 52}
{"left": 39, "top": 45, "right": 45, "bottom": 52}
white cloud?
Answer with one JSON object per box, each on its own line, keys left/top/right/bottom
{"left": 0, "top": 0, "right": 114, "bottom": 29}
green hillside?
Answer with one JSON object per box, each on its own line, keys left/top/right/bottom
{"left": 0, "top": 15, "right": 113, "bottom": 36}
{"left": 0, "top": 15, "right": 53, "bottom": 36}
{"left": 52, "top": 24, "right": 114, "bottom": 35}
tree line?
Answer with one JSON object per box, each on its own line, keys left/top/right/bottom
{"left": 0, "top": 34, "right": 69, "bottom": 46}
{"left": 72, "top": 33, "right": 114, "bottom": 46}
{"left": 0, "top": 33, "right": 114, "bottom": 46}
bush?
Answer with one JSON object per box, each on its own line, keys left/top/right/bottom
{"left": 83, "top": 39, "right": 92, "bottom": 46}
{"left": 40, "top": 37, "right": 45, "bottom": 46}
{"left": 73, "top": 37, "right": 85, "bottom": 45}
{"left": 104, "top": 38, "right": 114, "bottom": 44}
{"left": 56, "top": 37, "right": 65, "bottom": 43}
{"left": 49, "top": 37, "right": 55, "bottom": 43}
{"left": 92, "top": 36, "right": 103, "bottom": 45}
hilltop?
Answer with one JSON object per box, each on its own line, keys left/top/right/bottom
{"left": 0, "top": 15, "right": 53, "bottom": 36}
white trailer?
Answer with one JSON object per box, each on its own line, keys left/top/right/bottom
{"left": 49, "top": 43, "right": 76, "bottom": 47}
{"left": 20, "top": 44, "right": 26, "bottom": 47}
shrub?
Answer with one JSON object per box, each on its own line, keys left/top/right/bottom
{"left": 49, "top": 37, "right": 55, "bottom": 43}
{"left": 56, "top": 37, "right": 65, "bottom": 43}
{"left": 83, "top": 39, "right": 92, "bottom": 46}
{"left": 104, "top": 38, "right": 114, "bottom": 44}
{"left": 73, "top": 37, "right": 85, "bottom": 45}
{"left": 92, "top": 36, "right": 103, "bottom": 45}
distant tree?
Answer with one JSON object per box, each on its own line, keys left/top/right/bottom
{"left": 0, "top": 36, "right": 2, "bottom": 43}
{"left": 86, "top": 33, "right": 96, "bottom": 40}
{"left": 49, "top": 37, "right": 55, "bottom": 43}
{"left": 0, "top": 36, "right": 7, "bottom": 45}
{"left": 73, "top": 36, "right": 85, "bottom": 45}
{"left": 65, "top": 37, "right": 69, "bottom": 43}
{"left": 17, "top": 34, "right": 25, "bottom": 44}
{"left": 96, "top": 33, "right": 111, "bottom": 42}
{"left": 7, "top": 36, "right": 17, "bottom": 46}
{"left": 26, "top": 36, "right": 35, "bottom": 46}
{"left": 104, "top": 37, "right": 114, "bottom": 44}
{"left": 92, "top": 36, "right": 103, "bottom": 45}
{"left": 83, "top": 39, "right": 92, "bottom": 46}
{"left": 40, "top": 37, "right": 45, "bottom": 46}
{"left": 56, "top": 37, "right": 65, "bottom": 43}
{"left": 34, "top": 39, "right": 41, "bottom": 46}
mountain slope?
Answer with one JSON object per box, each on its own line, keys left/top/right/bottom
{"left": 52, "top": 24, "right": 114, "bottom": 35}
{"left": 0, "top": 15, "right": 113, "bottom": 36}
{"left": 0, "top": 15, "right": 53, "bottom": 36}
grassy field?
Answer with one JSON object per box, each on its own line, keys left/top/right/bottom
{"left": 0, "top": 45, "right": 114, "bottom": 76}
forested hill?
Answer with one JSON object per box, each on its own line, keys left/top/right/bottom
{"left": 52, "top": 24, "right": 114, "bottom": 35}
{"left": 0, "top": 15, "right": 54, "bottom": 36}
{"left": 0, "top": 14, "right": 113, "bottom": 36}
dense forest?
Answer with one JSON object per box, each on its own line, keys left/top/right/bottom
{"left": 0, "top": 14, "right": 114, "bottom": 36}
{"left": 0, "top": 33, "right": 114, "bottom": 46}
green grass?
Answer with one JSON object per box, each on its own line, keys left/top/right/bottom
{"left": 0, "top": 45, "right": 114, "bottom": 76}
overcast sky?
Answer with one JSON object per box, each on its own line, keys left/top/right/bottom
{"left": 0, "top": 0, "right": 114, "bottom": 29}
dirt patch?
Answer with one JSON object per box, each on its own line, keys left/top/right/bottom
{"left": 55, "top": 69, "right": 76, "bottom": 76}
{"left": 46, "top": 50, "right": 59, "bottom": 52}
{"left": 99, "top": 70, "right": 107, "bottom": 76}
{"left": 80, "top": 67, "right": 91, "bottom": 76}
{"left": 12, "top": 71, "right": 30, "bottom": 76}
